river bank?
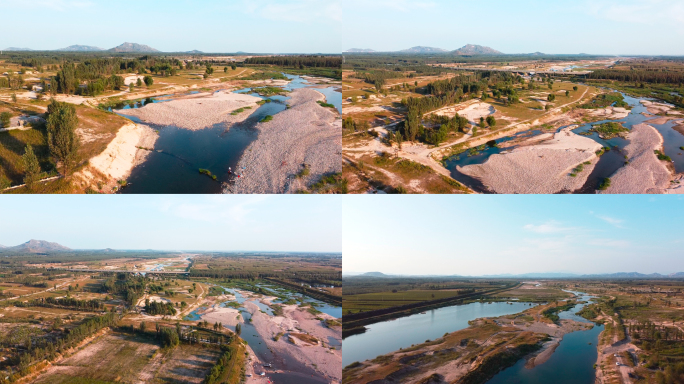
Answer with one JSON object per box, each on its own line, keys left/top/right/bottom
{"left": 74, "top": 122, "right": 158, "bottom": 192}
{"left": 457, "top": 126, "right": 603, "bottom": 194}
{"left": 120, "top": 91, "right": 262, "bottom": 130}
{"left": 600, "top": 123, "right": 674, "bottom": 194}
{"left": 228, "top": 88, "right": 341, "bottom": 194}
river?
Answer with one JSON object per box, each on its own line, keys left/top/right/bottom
{"left": 112, "top": 74, "right": 341, "bottom": 193}
{"left": 342, "top": 301, "right": 537, "bottom": 367}
{"left": 486, "top": 291, "right": 603, "bottom": 384}
{"left": 444, "top": 93, "right": 684, "bottom": 193}
{"left": 184, "top": 284, "right": 340, "bottom": 384}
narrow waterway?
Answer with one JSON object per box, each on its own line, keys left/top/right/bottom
{"left": 342, "top": 301, "right": 537, "bottom": 367}
{"left": 112, "top": 74, "right": 340, "bottom": 193}
{"left": 186, "top": 285, "right": 339, "bottom": 384}
{"left": 444, "top": 93, "right": 684, "bottom": 193}
{"left": 486, "top": 291, "right": 604, "bottom": 384}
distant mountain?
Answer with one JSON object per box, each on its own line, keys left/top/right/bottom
{"left": 0, "top": 244, "right": 5, "bottom": 248}
{"left": 400, "top": 46, "right": 448, "bottom": 53}
{"left": 483, "top": 272, "right": 579, "bottom": 279}
{"left": 57, "top": 45, "right": 103, "bottom": 52}
{"left": 108, "top": 42, "right": 159, "bottom": 53}
{"left": 360, "top": 272, "right": 389, "bottom": 277}
{"left": 345, "top": 48, "right": 376, "bottom": 53}
{"left": 453, "top": 44, "right": 502, "bottom": 55}
{"left": 4, "top": 47, "right": 32, "bottom": 51}
{"left": 7, "top": 240, "right": 71, "bottom": 253}
{"left": 529, "top": 52, "right": 545, "bottom": 56}
{"left": 185, "top": 50, "right": 203, "bottom": 54}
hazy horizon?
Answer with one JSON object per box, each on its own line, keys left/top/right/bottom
{"left": 0, "top": 0, "right": 341, "bottom": 53}
{"left": 344, "top": 195, "right": 684, "bottom": 275}
{"left": 0, "top": 195, "right": 341, "bottom": 252}
{"left": 343, "top": 0, "right": 684, "bottom": 55}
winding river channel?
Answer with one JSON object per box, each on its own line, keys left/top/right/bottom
{"left": 184, "top": 285, "right": 341, "bottom": 384}
{"left": 111, "top": 74, "right": 341, "bottom": 194}
{"left": 342, "top": 301, "right": 537, "bottom": 367}
{"left": 445, "top": 93, "right": 684, "bottom": 193}
{"left": 487, "top": 291, "right": 603, "bottom": 384}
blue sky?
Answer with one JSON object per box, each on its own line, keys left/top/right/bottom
{"left": 343, "top": 0, "right": 684, "bottom": 55}
{"left": 344, "top": 195, "right": 684, "bottom": 275}
{"left": 0, "top": 0, "right": 341, "bottom": 53}
{"left": 0, "top": 195, "right": 341, "bottom": 252}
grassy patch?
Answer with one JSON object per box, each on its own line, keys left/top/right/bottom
{"left": 589, "top": 122, "right": 629, "bottom": 139}
{"left": 260, "top": 115, "right": 273, "bottom": 123}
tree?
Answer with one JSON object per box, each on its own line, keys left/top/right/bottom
{"left": 231, "top": 64, "right": 237, "bottom": 70}
{"left": 547, "top": 94, "right": 556, "bottom": 102}
{"left": 136, "top": 78, "right": 143, "bottom": 87}
{"left": 21, "top": 144, "right": 41, "bottom": 190}
{"left": 140, "top": 321, "right": 147, "bottom": 332}
{"left": 573, "top": 86, "right": 578, "bottom": 91}
{"left": 129, "top": 83, "right": 134, "bottom": 92}
{"left": 486, "top": 115, "right": 496, "bottom": 127}
{"left": 0, "top": 174, "right": 10, "bottom": 191}
{"left": 11, "top": 93, "right": 17, "bottom": 103}
{"left": 144, "top": 76, "right": 154, "bottom": 86}
{"left": 0, "top": 112, "right": 10, "bottom": 128}
{"left": 46, "top": 99, "right": 80, "bottom": 175}
{"left": 565, "top": 90, "right": 570, "bottom": 97}
{"left": 224, "top": 67, "right": 228, "bottom": 73}
{"left": 235, "top": 323, "right": 241, "bottom": 335}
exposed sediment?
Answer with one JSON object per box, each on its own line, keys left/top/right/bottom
{"left": 458, "top": 127, "right": 602, "bottom": 194}
{"left": 121, "top": 91, "right": 261, "bottom": 130}
{"left": 600, "top": 123, "right": 672, "bottom": 194}
{"left": 228, "top": 88, "right": 341, "bottom": 194}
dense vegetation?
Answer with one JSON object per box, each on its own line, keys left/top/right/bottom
{"left": 101, "top": 273, "right": 146, "bottom": 306}
{"left": 245, "top": 56, "right": 341, "bottom": 68}
{"left": 0, "top": 312, "right": 120, "bottom": 384}
{"left": 144, "top": 299, "right": 177, "bottom": 316}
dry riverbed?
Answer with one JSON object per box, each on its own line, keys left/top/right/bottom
{"left": 458, "top": 127, "right": 602, "bottom": 194}
{"left": 228, "top": 88, "right": 342, "bottom": 194}
{"left": 121, "top": 91, "right": 261, "bottom": 130}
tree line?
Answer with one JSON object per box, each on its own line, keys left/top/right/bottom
{"left": 245, "top": 56, "right": 341, "bottom": 68}
{"left": 587, "top": 69, "right": 684, "bottom": 84}
{"left": 2, "top": 312, "right": 120, "bottom": 384}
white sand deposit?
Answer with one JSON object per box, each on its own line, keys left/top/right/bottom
{"left": 228, "top": 88, "right": 341, "bottom": 194}
{"left": 600, "top": 123, "right": 672, "bottom": 194}
{"left": 124, "top": 74, "right": 144, "bottom": 86}
{"left": 122, "top": 91, "right": 261, "bottom": 130}
{"left": 434, "top": 101, "right": 494, "bottom": 125}
{"left": 589, "top": 106, "right": 629, "bottom": 119}
{"left": 87, "top": 123, "right": 158, "bottom": 180}
{"left": 246, "top": 301, "right": 341, "bottom": 383}
{"left": 200, "top": 306, "right": 241, "bottom": 328}
{"left": 640, "top": 100, "right": 674, "bottom": 115}
{"left": 458, "top": 127, "right": 602, "bottom": 194}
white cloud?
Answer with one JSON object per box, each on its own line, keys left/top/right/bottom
{"left": 590, "top": 212, "right": 625, "bottom": 228}
{"left": 0, "top": 0, "right": 93, "bottom": 11}
{"left": 156, "top": 195, "right": 269, "bottom": 225}
{"left": 232, "top": 0, "right": 341, "bottom": 23}
{"left": 343, "top": 0, "right": 436, "bottom": 13}
{"left": 588, "top": 238, "right": 631, "bottom": 248}
{"left": 583, "top": 0, "right": 684, "bottom": 31}
{"left": 523, "top": 220, "right": 577, "bottom": 234}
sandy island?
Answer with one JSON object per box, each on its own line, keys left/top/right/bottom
{"left": 458, "top": 127, "right": 602, "bottom": 194}
{"left": 121, "top": 91, "right": 262, "bottom": 131}
{"left": 228, "top": 88, "right": 342, "bottom": 194}
{"left": 600, "top": 123, "right": 672, "bottom": 194}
